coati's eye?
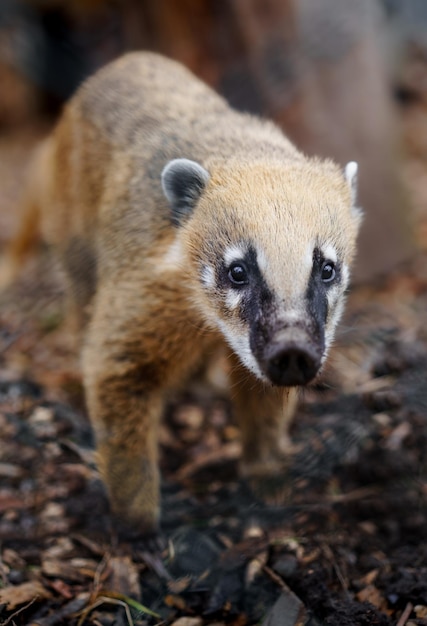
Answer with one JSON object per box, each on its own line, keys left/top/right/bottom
{"left": 228, "top": 262, "right": 248, "bottom": 286}
{"left": 321, "top": 261, "right": 336, "bottom": 283}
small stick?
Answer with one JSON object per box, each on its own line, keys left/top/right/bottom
{"left": 263, "top": 564, "right": 291, "bottom": 592}
{"left": 396, "top": 602, "right": 414, "bottom": 626}
{"left": 2, "top": 597, "right": 37, "bottom": 626}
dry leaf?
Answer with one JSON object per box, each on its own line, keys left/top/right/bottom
{"left": 0, "top": 580, "right": 51, "bottom": 610}
{"left": 170, "top": 617, "right": 203, "bottom": 626}
{"left": 42, "top": 558, "right": 97, "bottom": 582}
{"left": 104, "top": 556, "right": 141, "bottom": 601}
{"left": 356, "top": 584, "right": 387, "bottom": 610}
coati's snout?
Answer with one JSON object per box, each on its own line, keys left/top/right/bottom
{"left": 261, "top": 333, "right": 323, "bottom": 387}
{"left": 265, "top": 344, "right": 319, "bottom": 386}
{"left": 250, "top": 321, "right": 325, "bottom": 386}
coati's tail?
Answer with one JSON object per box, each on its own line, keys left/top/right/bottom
{"left": 0, "top": 140, "right": 49, "bottom": 290}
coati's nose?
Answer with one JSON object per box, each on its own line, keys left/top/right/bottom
{"left": 265, "top": 343, "right": 321, "bottom": 386}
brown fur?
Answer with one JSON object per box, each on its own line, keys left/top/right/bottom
{"left": 0, "top": 53, "right": 360, "bottom": 535}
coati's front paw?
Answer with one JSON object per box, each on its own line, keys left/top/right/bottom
{"left": 239, "top": 435, "right": 296, "bottom": 481}
{"left": 115, "top": 516, "right": 166, "bottom": 554}
{"left": 98, "top": 449, "right": 162, "bottom": 548}
{"left": 112, "top": 497, "right": 166, "bottom": 554}
{"left": 240, "top": 456, "right": 292, "bottom": 505}
{"left": 111, "top": 494, "right": 161, "bottom": 549}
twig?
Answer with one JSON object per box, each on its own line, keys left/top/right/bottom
{"left": 0, "top": 548, "right": 8, "bottom": 587}
{"left": 262, "top": 564, "right": 291, "bottom": 592}
{"left": 100, "top": 591, "right": 161, "bottom": 618}
{"left": 396, "top": 602, "right": 414, "bottom": 626}
{"left": 321, "top": 543, "right": 349, "bottom": 597}
{"left": 72, "top": 533, "right": 106, "bottom": 557}
{"left": 326, "top": 486, "right": 380, "bottom": 504}
{"left": 2, "top": 596, "right": 37, "bottom": 626}
{"left": 92, "top": 552, "right": 111, "bottom": 595}
{"left": 77, "top": 596, "right": 134, "bottom": 626}
{"left": 76, "top": 590, "right": 161, "bottom": 626}
{"left": 175, "top": 441, "right": 241, "bottom": 480}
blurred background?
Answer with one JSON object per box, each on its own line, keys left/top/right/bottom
{"left": 1, "top": 7, "right": 427, "bottom": 623}
{"left": 0, "top": 0, "right": 427, "bottom": 282}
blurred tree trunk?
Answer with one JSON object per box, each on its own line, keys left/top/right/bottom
{"left": 288, "top": 0, "right": 412, "bottom": 283}
{"left": 121, "top": 0, "right": 413, "bottom": 283}
{"left": 12, "top": 0, "right": 415, "bottom": 282}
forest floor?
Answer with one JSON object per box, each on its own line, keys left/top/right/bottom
{"left": 0, "top": 127, "right": 426, "bottom": 626}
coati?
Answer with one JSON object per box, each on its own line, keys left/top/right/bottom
{"left": 0, "top": 52, "right": 361, "bottom": 538}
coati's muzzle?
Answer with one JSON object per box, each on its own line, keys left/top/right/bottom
{"left": 254, "top": 326, "right": 324, "bottom": 387}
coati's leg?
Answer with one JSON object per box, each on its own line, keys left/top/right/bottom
{"left": 82, "top": 278, "right": 183, "bottom": 536}
{"left": 228, "top": 352, "right": 298, "bottom": 480}
{"left": 83, "top": 346, "right": 162, "bottom": 533}
{"left": 81, "top": 277, "right": 204, "bottom": 537}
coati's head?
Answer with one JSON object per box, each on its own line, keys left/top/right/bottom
{"left": 162, "top": 157, "right": 361, "bottom": 387}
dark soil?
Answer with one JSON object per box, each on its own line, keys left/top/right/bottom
{"left": 0, "top": 88, "right": 427, "bottom": 623}
{"left": 0, "top": 251, "right": 426, "bottom": 626}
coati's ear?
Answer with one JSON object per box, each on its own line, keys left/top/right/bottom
{"left": 344, "top": 161, "right": 358, "bottom": 204}
{"left": 161, "top": 158, "right": 210, "bottom": 225}
{"left": 344, "top": 161, "right": 363, "bottom": 225}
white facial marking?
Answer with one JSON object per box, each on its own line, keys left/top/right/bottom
{"left": 324, "top": 261, "right": 349, "bottom": 353}
{"left": 326, "top": 284, "right": 340, "bottom": 310}
{"left": 276, "top": 310, "right": 301, "bottom": 326}
{"left": 256, "top": 246, "right": 268, "bottom": 273}
{"left": 341, "top": 263, "right": 350, "bottom": 289}
{"left": 217, "top": 320, "right": 266, "bottom": 381}
{"left": 200, "top": 264, "right": 215, "bottom": 289}
{"left": 304, "top": 243, "right": 313, "bottom": 273}
{"left": 225, "top": 289, "right": 242, "bottom": 311}
{"left": 321, "top": 244, "right": 337, "bottom": 264}
{"left": 324, "top": 296, "right": 346, "bottom": 352}
{"left": 223, "top": 243, "right": 247, "bottom": 267}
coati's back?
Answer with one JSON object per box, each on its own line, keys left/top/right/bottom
{"left": 18, "top": 51, "right": 304, "bottom": 303}
{"left": 44, "top": 52, "right": 301, "bottom": 245}
{"left": 74, "top": 52, "right": 300, "bottom": 164}
{"left": 1, "top": 52, "right": 301, "bottom": 302}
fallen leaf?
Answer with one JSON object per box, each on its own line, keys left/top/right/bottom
{"left": 167, "top": 575, "right": 192, "bottom": 594}
{"left": 42, "top": 558, "right": 97, "bottom": 582}
{"left": 104, "top": 556, "right": 141, "bottom": 601}
{"left": 170, "top": 617, "right": 203, "bottom": 626}
{"left": 356, "top": 584, "right": 387, "bottom": 610}
{"left": 0, "top": 580, "right": 51, "bottom": 610}
{"left": 48, "top": 578, "right": 74, "bottom": 599}
{"left": 0, "top": 462, "right": 24, "bottom": 478}
{"left": 0, "top": 488, "right": 33, "bottom": 512}
{"left": 414, "top": 605, "right": 427, "bottom": 618}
